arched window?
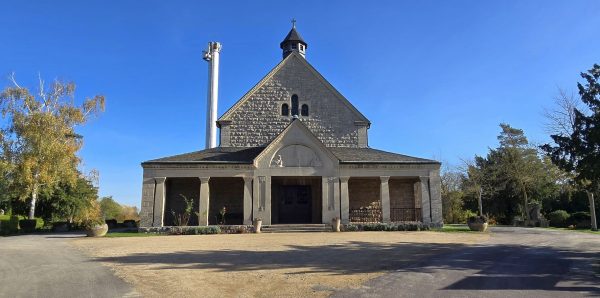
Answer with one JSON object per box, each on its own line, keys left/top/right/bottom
{"left": 301, "top": 104, "right": 309, "bottom": 116}
{"left": 281, "top": 103, "right": 289, "bottom": 116}
{"left": 291, "top": 94, "right": 299, "bottom": 116}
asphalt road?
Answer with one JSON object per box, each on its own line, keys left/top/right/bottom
{"left": 0, "top": 233, "right": 138, "bottom": 298}
{"left": 334, "top": 227, "right": 600, "bottom": 298}
{"left": 1, "top": 227, "right": 598, "bottom": 298}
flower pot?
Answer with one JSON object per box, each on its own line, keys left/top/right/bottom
{"left": 467, "top": 222, "right": 488, "bottom": 232}
{"left": 86, "top": 223, "right": 109, "bottom": 237}
{"left": 253, "top": 219, "right": 262, "bottom": 233}
{"left": 331, "top": 218, "right": 341, "bottom": 232}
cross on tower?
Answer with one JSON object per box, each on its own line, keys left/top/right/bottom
{"left": 291, "top": 18, "right": 296, "bottom": 28}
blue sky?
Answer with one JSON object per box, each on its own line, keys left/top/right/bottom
{"left": 2, "top": 1, "right": 599, "bottom": 207}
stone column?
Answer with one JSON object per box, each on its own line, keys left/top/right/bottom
{"left": 340, "top": 176, "right": 350, "bottom": 224}
{"left": 199, "top": 177, "right": 210, "bottom": 226}
{"left": 243, "top": 177, "right": 253, "bottom": 225}
{"left": 380, "top": 176, "right": 391, "bottom": 223}
{"left": 152, "top": 177, "right": 166, "bottom": 227}
{"left": 139, "top": 178, "right": 156, "bottom": 227}
{"left": 252, "top": 176, "right": 271, "bottom": 225}
{"left": 419, "top": 176, "right": 432, "bottom": 224}
{"left": 322, "top": 177, "right": 340, "bottom": 223}
{"left": 429, "top": 170, "right": 443, "bottom": 226}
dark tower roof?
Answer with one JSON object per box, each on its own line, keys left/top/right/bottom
{"left": 280, "top": 26, "right": 307, "bottom": 49}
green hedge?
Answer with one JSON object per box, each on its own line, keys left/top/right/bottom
{"left": 0, "top": 216, "right": 20, "bottom": 235}
{"left": 547, "top": 210, "right": 570, "bottom": 227}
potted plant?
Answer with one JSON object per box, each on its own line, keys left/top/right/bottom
{"left": 331, "top": 217, "right": 341, "bottom": 232}
{"left": 79, "top": 199, "right": 108, "bottom": 237}
{"left": 253, "top": 217, "right": 262, "bottom": 233}
{"left": 84, "top": 217, "right": 108, "bottom": 237}
{"left": 467, "top": 215, "right": 488, "bottom": 232}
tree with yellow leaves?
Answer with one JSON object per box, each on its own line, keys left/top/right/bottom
{"left": 0, "top": 74, "right": 104, "bottom": 219}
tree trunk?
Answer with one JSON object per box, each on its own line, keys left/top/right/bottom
{"left": 588, "top": 191, "right": 598, "bottom": 231}
{"left": 477, "top": 187, "right": 483, "bottom": 216}
{"left": 28, "top": 184, "right": 38, "bottom": 220}
{"left": 523, "top": 187, "right": 529, "bottom": 220}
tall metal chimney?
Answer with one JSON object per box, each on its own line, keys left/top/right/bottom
{"left": 202, "top": 42, "right": 222, "bottom": 149}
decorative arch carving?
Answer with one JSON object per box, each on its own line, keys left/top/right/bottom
{"left": 270, "top": 144, "right": 322, "bottom": 167}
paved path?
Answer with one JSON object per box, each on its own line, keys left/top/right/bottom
{"left": 0, "top": 233, "right": 138, "bottom": 298}
{"left": 334, "top": 227, "right": 600, "bottom": 298}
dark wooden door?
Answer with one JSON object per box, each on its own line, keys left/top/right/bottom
{"left": 279, "top": 185, "right": 312, "bottom": 223}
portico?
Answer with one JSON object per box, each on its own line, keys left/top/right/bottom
{"left": 139, "top": 24, "right": 443, "bottom": 228}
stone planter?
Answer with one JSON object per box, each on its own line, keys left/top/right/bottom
{"left": 331, "top": 218, "right": 341, "bottom": 232}
{"left": 86, "top": 223, "right": 109, "bottom": 237}
{"left": 467, "top": 222, "right": 488, "bottom": 232}
{"left": 253, "top": 219, "right": 262, "bottom": 233}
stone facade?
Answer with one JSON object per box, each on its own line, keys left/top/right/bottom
{"left": 139, "top": 26, "right": 443, "bottom": 229}
{"left": 219, "top": 54, "right": 369, "bottom": 148}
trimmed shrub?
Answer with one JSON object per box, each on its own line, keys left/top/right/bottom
{"left": 0, "top": 216, "right": 20, "bottom": 235}
{"left": 19, "top": 219, "right": 37, "bottom": 233}
{"left": 105, "top": 219, "right": 118, "bottom": 229}
{"left": 52, "top": 221, "right": 70, "bottom": 232}
{"left": 123, "top": 220, "right": 138, "bottom": 228}
{"left": 363, "top": 223, "right": 387, "bottom": 231}
{"left": 407, "top": 222, "right": 419, "bottom": 231}
{"left": 343, "top": 224, "right": 359, "bottom": 231}
{"left": 547, "top": 210, "right": 570, "bottom": 228}
{"left": 567, "top": 212, "right": 591, "bottom": 229}
{"left": 195, "top": 226, "right": 221, "bottom": 235}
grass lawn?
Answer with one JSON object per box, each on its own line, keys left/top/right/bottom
{"left": 434, "top": 224, "right": 475, "bottom": 232}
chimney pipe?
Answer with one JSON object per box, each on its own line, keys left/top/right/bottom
{"left": 202, "top": 42, "right": 222, "bottom": 149}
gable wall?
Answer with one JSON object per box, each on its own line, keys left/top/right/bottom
{"left": 223, "top": 56, "right": 365, "bottom": 148}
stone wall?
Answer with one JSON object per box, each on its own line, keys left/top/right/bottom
{"left": 222, "top": 55, "right": 366, "bottom": 148}
{"left": 389, "top": 179, "right": 417, "bottom": 209}
{"left": 348, "top": 178, "right": 380, "bottom": 209}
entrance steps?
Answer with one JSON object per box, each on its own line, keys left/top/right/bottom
{"left": 261, "top": 224, "right": 332, "bottom": 233}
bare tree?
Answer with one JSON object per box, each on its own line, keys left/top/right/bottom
{"left": 543, "top": 89, "right": 580, "bottom": 137}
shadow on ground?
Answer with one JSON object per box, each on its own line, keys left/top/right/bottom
{"left": 92, "top": 240, "right": 600, "bottom": 294}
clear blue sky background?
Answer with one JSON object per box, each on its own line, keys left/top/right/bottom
{"left": 2, "top": 1, "right": 599, "bottom": 207}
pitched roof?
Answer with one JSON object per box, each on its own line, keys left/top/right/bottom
{"left": 280, "top": 27, "right": 307, "bottom": 48}
{"left": 329, "top": 147, "right": 439, "bottom": 164}
{"left": 142, "top": 145, "right": 438, "bottom": 165}
{"left": 142, "top": 147, "right": 264, "bottom": 165}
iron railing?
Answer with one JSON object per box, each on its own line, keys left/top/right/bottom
{"left": 390, "top": 208, "right": 422, "bottom": 222}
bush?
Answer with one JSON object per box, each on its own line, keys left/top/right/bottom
{"left": 407, "top": 222, "right": 419, "bottom": 231}
{"left": 467, "top": 215, "right": 488, "bottom": 224}
{"left": 1, "top": 216, "right": 20, "bottom": 235}
{"left": 343, "top": 224, "right": 359, "bottom": 231}
{"left": 194, "top": 226, "right": 221, "bottom": 235}
{"left": 363, "top": 223, "right": 387, "bottom": 231}
{"left": 19, "top": 219, "right": 37, "bottom": 233}
{"left": 567, "top": 211, "right": 591, "bottom": 229}
{"left": 105, "top": 219, "right": 118, "bottom": 229}
{"left": 547, "top": 210, "right": 570, "bottom": 227}
{"left": 123, "top": 220, "right": 138, "bottom": 228}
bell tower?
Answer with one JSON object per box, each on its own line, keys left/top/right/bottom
{"left": 280, "top": 19, "right": 307, "bottom": 59}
